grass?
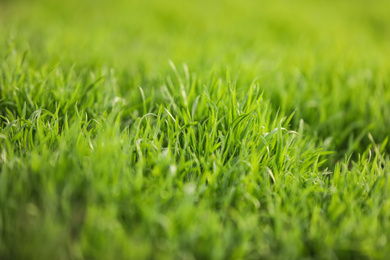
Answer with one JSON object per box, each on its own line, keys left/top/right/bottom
{"left": 1, "top": 0, "right": 390, "bottom": 259}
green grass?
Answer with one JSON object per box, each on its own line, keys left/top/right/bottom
{"left": 1, "top": 0, "right": 390, "bottom": 259}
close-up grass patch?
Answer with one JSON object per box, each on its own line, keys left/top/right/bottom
{"left": 1, "top": 0, "right": 390, "bottom": 259}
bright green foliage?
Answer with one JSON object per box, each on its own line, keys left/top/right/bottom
{"left": 1, "top": 0, "right": 390, "bottom": 259}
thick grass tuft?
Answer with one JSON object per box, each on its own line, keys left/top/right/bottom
{"left": 1, "top": 0, "right": 390, "bottom": 259}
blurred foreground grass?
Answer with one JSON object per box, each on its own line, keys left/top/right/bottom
{"left": 1, "top": 0, "right": 390, "bottom": 259}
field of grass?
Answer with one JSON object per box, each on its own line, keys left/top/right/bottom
{"left": 1, "top": 0, "right": 390, "bottom": 259}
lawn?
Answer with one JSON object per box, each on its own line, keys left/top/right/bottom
{"left": 1, "top": 0, "right": 390, "bottom": 259}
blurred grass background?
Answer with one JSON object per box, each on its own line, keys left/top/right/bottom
{"left": 2, "top": 0, "right": 389, "bottom": 160}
